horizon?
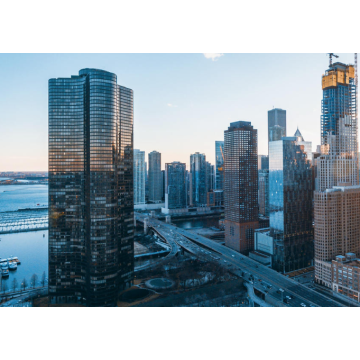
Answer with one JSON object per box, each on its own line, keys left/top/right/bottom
{"left": 0, "top": 53, "right": 356, "bottom": 172}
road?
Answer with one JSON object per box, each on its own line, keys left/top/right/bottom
{"left": 136, "top": 213, "right": 345, "bottom": 307}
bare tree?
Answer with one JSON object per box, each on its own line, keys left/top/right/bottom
{"left": 2, "top": 282, "right": 8, "bottom": 294}
{"left": 12, "top": 278, "right": 18, "bottom": 292}
{"left": 30, "top": 274, "right": 38, "bottom": 288}
{"left": 41, "top": 271, "right": 46, "bottom": 287}
{"left": 22, "top": 278, "right": 28, "bottom": 291}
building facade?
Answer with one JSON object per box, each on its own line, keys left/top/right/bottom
{"left": 268, "top": 108, "right": 286, "bottom": 152}
{"left": 148, "top": 151, "right": 162, "bottom": 203}
{"left": 190, "top": 152, "right": 207, "bottom": 206}
{"left": 164, "top": 161, "right": 187, "bottom": 210}
{"left": 224, "top": 121, "right": 259, "bottom": 253}
{"left": 269, "top": 135, "right": 314, "bottom": 273}
{"left": 314, "top": 60, "right": 359, "bottom": 286}
{"left": 48, "top": 68, "right": 134, "bottom": 306}
{"left": 134, "top": 149, "right": 146, "bottom": 205}
{"left": 314, "top": 185, "right": 360, "bottom": 287}
{"left": 215, "top": 141, "right": 225, "bottom": 190}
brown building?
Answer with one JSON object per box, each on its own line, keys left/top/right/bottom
{"left": 332, "top": 253, "right": 360, "bottom": 303}
{"left": 224, "top": 121, "right": 258, "bottom": 254}
{"left": 314, "top": 185, "right": 360, "bottom": 287}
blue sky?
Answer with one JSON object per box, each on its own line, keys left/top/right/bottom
{"left": 0, "top": 53, "right": 356, "bottom": 171}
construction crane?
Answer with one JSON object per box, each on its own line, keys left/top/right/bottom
{"left": 328, "top": 53, "right": 339, "bottom": 67}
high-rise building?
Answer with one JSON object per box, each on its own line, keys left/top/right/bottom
{"left": 206, "top": 161, "right": 214, "bottom": 193}
{"left": 224, "top": 121, "right": 259, "bottom": 253}
{"left": 48, "top": 68, "right": 134, "bottom": 306}
{"left": 164, "top": 162, "right": 187, "bottom": 210}
{"left": 268, "top": 108, "right": 286, "bottom": 150}
{"left": 134, "top": 149, "right": 146, "bottom": 205}
{"left": 258, "top": 155, "right": 269, "bottom": 216}
{"left": 161, "top": 170, "right": 165, "bottom": 201}
{"left": 148, "top": 151, "right": 162, "bottom": 203}
{"left": 190, "top": 152, "right": 207, "bottom": 206}
{"left": 215, "top": 141, "right": 224, "bottom": 190}
{"left": 269, "top": 134, "right": 314, "bottom": 273}
{"left": 258, "top": 170, "right": 269, "bottom": 216}
{"left": 314, "top": 185, "right": 360, "bottom": 287}
{"left": 314, "top": 60, "right": 359, "bottom": 286}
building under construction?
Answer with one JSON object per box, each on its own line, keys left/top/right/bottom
{"left": 314, "top": 54, "right": 360, "bottom": 288}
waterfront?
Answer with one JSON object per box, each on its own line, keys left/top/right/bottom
{"left": 0, "top": 184, "right": 48, "bottom": 212}
{"left": 0, "top": 230, "right": 48, "bottom": 289}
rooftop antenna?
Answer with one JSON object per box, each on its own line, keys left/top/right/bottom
{"left": 327, "top": 53, "right": 339, "bottom": 67}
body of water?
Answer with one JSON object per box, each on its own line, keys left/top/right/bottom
{"left": 173, "top": 216, "right": 222, "bottom": 229}
{"left": 0, "top": 230, "right": 48, "bottom": 290}
{"left": 0, "top": 184, "right": 48, "bottom": 212}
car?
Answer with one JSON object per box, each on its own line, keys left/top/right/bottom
{"left": 286, "top": 296, "right": 292, "bottom": 300}
{"left": 224, "top": 260, "right": 227, "bottom": 263}
{"left": 300, "top": 303, "right": 306, "bottom": 307}
{"left": 232, "top": 255, "right": 235, "bottom": 257}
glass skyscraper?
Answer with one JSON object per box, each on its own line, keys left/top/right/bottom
{"left": 224, "top": 121, "right": 259, "bottom": 253}
{"left": 215, "top": 141, "right": 224, "bottom": 190}
{"left": 134, "top": 149, "right": 146, "bottom": 205}
{"left": 268, "top": 108, "right": 286, "bottom": 152}
{"left": 269, "top": 135, "right": 314, "bottom": 273}
{"left": 148, "top": 151, "right": 162, "bottom": 202}
{"left": 164, "top": 161, "right": 187, "bottom": 210}
{"left": 48, "top": 68, "right": 134, "bottom": 306}
{"left": 190, "top": 152, "right": 207, "bottom": 206}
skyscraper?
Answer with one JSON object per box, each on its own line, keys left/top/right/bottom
{"left": 190, "top": 152, "right": 207, "bottom": 206}
{"left": 269, "top": 134, "right": 314, "bottom": 272}
{"left": 215, "top": 141, "right": 224, "bottom": 190}
{"left": 148, "top": 151, "right": 162, "bottom": 203}
{"left": 164, "top": 161, "right": 187, "bottom": 210}
{"left": 48, "top": 68, "right": 134, "bottom": 306}
{"left": 314, "top": 60, "right": 359, "bottom": 286}
{"left": 133, "top": 149, "right": 146, "bottom": 205}
{"left": 268, "top": 108, "right": 286, "bottom": 151}
{"left": 206, "top": 161, "right": 214, "bottom": 193}
{"left": 258, "top": 155, "right": 269, "bottom": 216}
{"left": 224, "top": 121, "right": 259, "bottom": 253}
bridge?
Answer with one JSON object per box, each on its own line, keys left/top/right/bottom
{"left": 135, "top": 213, "right": 347, "bottom": 307}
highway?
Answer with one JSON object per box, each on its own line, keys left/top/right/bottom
{"left": 136, "top": 213, "right": 345, "bottom": 307}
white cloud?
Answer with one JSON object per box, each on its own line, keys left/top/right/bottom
{"left": 167, "top": 103, "right": 178, "bottom": 107}
{"left": 203, "top": 53, "right": 224, "bottom": 61}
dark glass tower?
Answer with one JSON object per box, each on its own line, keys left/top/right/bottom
{"left": 148, "top": 151, "right": 162, "bottom": 202}
{"left": 215, "top": 141, "right": 224, "bottom": 190}
{"left": 48, "top": 68, "right": 134, "bottom": 307}
{"left": 190, "top": 152, "right": 207, "bottom": 206}
{"left": 269, "top": 136, "right": 314, "bottom": 273}
{"left": 224, "top": 121, "right": 259, "bottom": 253}
{"left": 165, "top": 162, "right": 187, "bottom": 209}
{"left": 268, "top": 108, "right": 286, "bottom": 153}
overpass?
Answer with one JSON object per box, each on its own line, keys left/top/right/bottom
{"left": 135, "top": 213, "right": 346, "bottom": 307}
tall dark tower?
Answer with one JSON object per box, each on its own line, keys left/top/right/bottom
{"left": 48, "top": 69, "right": 134, "bottom": 306}
{"left": 224, "top": 121, "right": 259, "bottom": 253}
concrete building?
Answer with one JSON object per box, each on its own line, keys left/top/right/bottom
{"left": 134, "top": 149, "right": 146, "bottom": 205}
{"left": 314, "top": 185, "right": 360, "bottom": 287}
{"left": 224, "top": 121, "right": 259, "bottom": 254}
{"left": 314, "top": 60, "right": 359, "bottom": 286}
{"left": 148, "top": 151, "right": 162, "bottom": 203}
{"left": 332, "top": 253, "right": 360, "bottom": 303}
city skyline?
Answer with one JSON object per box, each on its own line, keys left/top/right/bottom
{"left": 0, "top": 53, "right": 356, "bottom": 171}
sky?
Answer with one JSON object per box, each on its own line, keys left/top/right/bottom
{"left": 0, "top": 53, "right": 356, "bottom": 171}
